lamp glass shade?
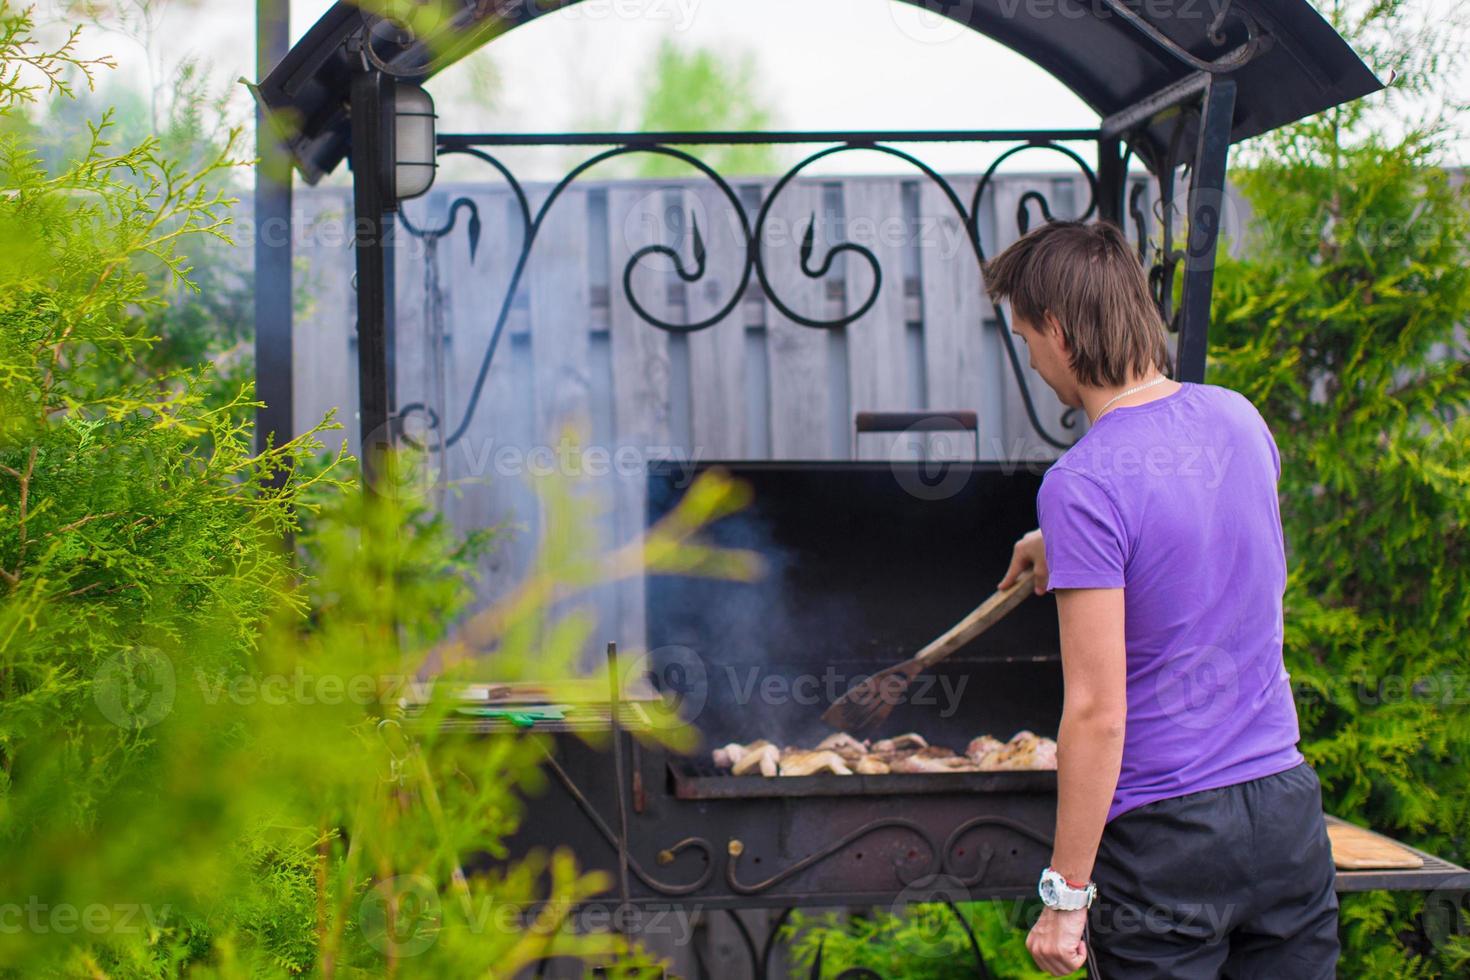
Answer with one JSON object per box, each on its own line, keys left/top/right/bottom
{"left": 394, "top": 84, "right": 436, "bottom": 201}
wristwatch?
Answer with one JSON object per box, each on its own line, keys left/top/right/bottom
{"left": 1037, "top": 867, "right": 1097, "bottom": 911}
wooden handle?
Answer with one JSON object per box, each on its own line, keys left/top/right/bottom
{"left": 912, "top": 569, "right": 1036, "bottom": 669}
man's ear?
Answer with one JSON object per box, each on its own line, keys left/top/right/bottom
{"left": 1043, "top": 311, "right": 1070, "bottom": 353}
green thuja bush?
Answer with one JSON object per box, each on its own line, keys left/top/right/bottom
{"left": 1209, "top": 2, "right": 1470, "bottom": 975}
{"left": 0, "top": 6, "right": 760, "bottom": 976}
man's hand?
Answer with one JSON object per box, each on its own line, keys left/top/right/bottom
{"left": 1027, "top": 907, "right": 1088, "bottom": 976}
{"left": 1000, "top": 528, "right": 1049, "bottom": 594}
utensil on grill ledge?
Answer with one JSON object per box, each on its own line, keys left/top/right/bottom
{"left": 821, "top": 568, "right": 1036, "bottom": 733}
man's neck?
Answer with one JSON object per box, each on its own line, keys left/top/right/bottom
{"left": 1080, "top": 372, "right": 1181, "bottom": 424}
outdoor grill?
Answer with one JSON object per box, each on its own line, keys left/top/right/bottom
{"left": 494, "top": 458, "right": 1064, "bottom": 903}
{"left": 437, "top": 458, "right": 1470, "bottom": 977}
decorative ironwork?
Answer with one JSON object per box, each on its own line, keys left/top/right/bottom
{"left": 396, "top": 129, "right": 1109, "bottom": 452}
{"left": 1096, "top": 0, "right": 1267, "bottom": 74}
{"left": 397, "top": 197, "right": 481, "bottom": 467}
{"left": 1121, "top": 106, "right": 1198, "bottom": 343}
{"left": 537, "top": 743, "right": 716, "bottom": 897}
{"left": 942, "top": 815, "right": 1054, "bottom": 885}
{"left": 725, "top": 817, "right": 941, "bottom": 895}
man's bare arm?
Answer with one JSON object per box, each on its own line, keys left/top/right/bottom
{"left": 1051, "top": 587, "right": 1128, "bottom": 883}
{"left": 1028, "top": 586, "right": 1128, "bottom": 974}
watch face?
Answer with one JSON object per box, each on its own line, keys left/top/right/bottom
{"left": 1039, "top": 878, "right": 1058, "bottom": 905}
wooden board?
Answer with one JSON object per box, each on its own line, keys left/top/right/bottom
{"left": 762, "top": 180, "right": 833, "bottom": 459}
{"left": 844, "top": 177, "right": 911, "bottom": 461}
{"left": 1328, "top": 821, "right": 1425, "bottom": 870}
{"left": 685, "top": 180, "right": 749, "bottom": 458}
{"left": 919, "top": 176, "right": 991, "bottom": 460}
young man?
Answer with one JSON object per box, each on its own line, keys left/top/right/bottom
{"left": 986, "top": 220, "right": 1338, "bottom": 978}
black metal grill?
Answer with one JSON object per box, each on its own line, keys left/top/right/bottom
{"left": 446, "top": 460, "right": 1469, "bottom": 977}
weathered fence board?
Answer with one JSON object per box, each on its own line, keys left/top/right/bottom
{"left": 845, "top": 177, "right": 917, "bottom": 461}
{"left": 918, "top": 176, "right": 991, "bottom": 461}
{"left": 685, "top": 182, "right": 749, "bottom": 459}
{"left": 761, "top": 181, "right": 834, "bottom": 460}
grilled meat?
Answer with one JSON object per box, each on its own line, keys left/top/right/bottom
{"left": 965, "top": 735, "right": 1006, "bottom": 765}
{"left": 871, "top": 732, "right": 928, "bottom": 754}
{"left": 816, "top": 731, "right": 870, "bottom": 763}
{"left": 729, "top": 740, "right": 779, "bottom": 776}
{"left": 890, "top": 745, "right": 981, "bottom": 773}
{"left": 710, "top": 731, "right": 1056, "bottom": 776}
{"left": 778, "top": 749, "right": 853, "bottom": 776}
{"left": 971, "top": 730, "right": 1059, "bottom": 771}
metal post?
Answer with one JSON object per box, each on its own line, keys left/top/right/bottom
{"left": 350, "top": 69, "right": 397, "bottom": 494}
{"left": 1175, "top": 77, "right": 1237, "bottom": 383}
{"left": 254, "top": 0, "right": 292, "bottom": 465}
{"left": 1096, "top": 135, "right": 1124, "bottom": 226}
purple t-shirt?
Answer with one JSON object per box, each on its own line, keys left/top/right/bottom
{"left": 1037, "top": 381, "right": 1304, "bottom": 822}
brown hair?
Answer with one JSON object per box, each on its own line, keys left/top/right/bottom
{"left": 982, "top": 220, "right": 1172, "bottom": 388}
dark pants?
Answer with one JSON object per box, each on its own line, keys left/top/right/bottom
{"left": 1086, "top": 762, "right": 1339, "bottom": 979}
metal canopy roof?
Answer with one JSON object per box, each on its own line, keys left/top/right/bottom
{"left": 257, "top": 0, "right": 1382, "bottom": 185}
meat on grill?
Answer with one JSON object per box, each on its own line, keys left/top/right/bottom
{"left": 777, "top": 749, "right": 853, "bottom": 776}
{"left": 712, "top": 731, "right": 1057, "bottom": 776}
{"left": 718, "top": 739, "right": 780, "bottom": 776}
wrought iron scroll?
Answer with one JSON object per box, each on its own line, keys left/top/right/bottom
{"left": 1095, "top": 0, "right": 1267, "bottom": 74}
{"left": 1121, "top": 106, "right": 1200, "bottom": 349}
{"left": 537, "top": 742, "right": 716, "bottom": 896}
{"left": 394, "top": 142, "right": 754, "bottom": 451}
{"left": 397, "top": 197, "right": 481, "bottom": 470}
{"left": 725, "top": 816, "right": 940, "bottom": 895}
{"left": 971, "top": 142, "right": 1101, "bottom": 443}
{"left": 397, "top": 133, "right": 1101, "bottom": 452}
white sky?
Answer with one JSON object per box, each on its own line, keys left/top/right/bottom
{"left": 41, "top": 0, "right": 1470, "bottom": 183}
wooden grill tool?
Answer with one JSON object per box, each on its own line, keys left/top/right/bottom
{"left": 821, "top": 569, "right": 1036, "bottom": 733}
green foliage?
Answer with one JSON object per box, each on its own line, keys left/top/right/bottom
{"left": 634, "top": 39, "right": 780, "bottom": 178}
{"left": 1208, "top": 1, "right": 1470, "bottom": 974}
{"left": 782, "top": 902, "right": 1080, "bottom": 979}
{"left": 581, "top": 37, "right": 782, "bottom": 180}
{"left": 0, "top": 6, "right": 761, "bottom": 976}
{"left": 36, "top": 46, "right": 256, "bottom": 409}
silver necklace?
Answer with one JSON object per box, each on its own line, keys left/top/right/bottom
{"left": 1094, "top": 375, "right": 1169, "bottom": 420}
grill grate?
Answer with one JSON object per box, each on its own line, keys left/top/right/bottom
{"left": 669, "top": 758, "right": 1057, "bottom": 799}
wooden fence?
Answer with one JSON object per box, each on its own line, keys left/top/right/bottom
{"left": 290, "top": 170, "right": 1198, "bottom": 658}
